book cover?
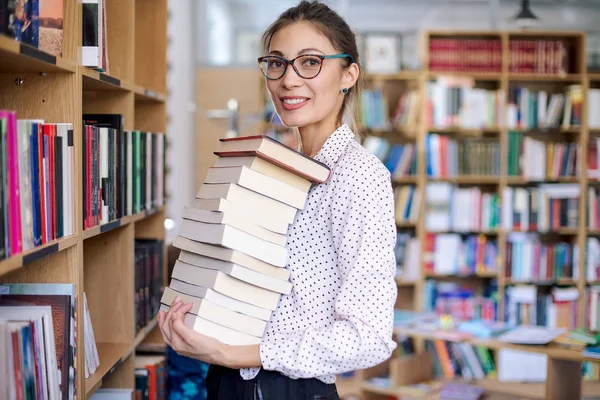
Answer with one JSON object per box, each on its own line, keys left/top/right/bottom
{"left": 38, "top": 0, "right": 62, "bottom": 56}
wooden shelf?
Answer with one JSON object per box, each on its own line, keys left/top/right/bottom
{"left": 392, "top": 176, "right": 418, "bottom": 184}
{"left": 134, "top": 319, "right": 159, "bottom": 348}
{"left": 424, "top": 271, "right": 498, "bottom": 279}
{"left": 428, "top": 175, "right": 500, "bottom": 184}
{"left": 508, "top": 73, "right": 583, "bottom": 82}
{"left": 0, "top": 235, "right": 79, "bottom": 277}
{"left": 506, "top": 176, "right": 580, "bottom": 184}
{"left": 396, "top": 222, "right": 417, "bottom": 228}
{"left": 81, "top": 67, "right": 129, "bottom": 91}
{"left": 367, "top": 70, "right": 421, "bottom": 81}
{"left": 83, "top": 207, "right": 165, "bottom": 240}
{"left": 588, "top": 73, "right": 600, "bottom": 81}
{"left": 427, "top": 126, "right": 502, "bottom": 135}
{"left": 0, "top": 34, "right": 77, "bottom": 73}
{"left": 85, "top": 342, "right": 131, "bottom": 398}
{"left": 133, "top": 84, "right": 167, "bottom": 103}
{"left": 395, "top": 278, "right": 417, "bottom": 287}
{"left": 505, "top": 278, "right": 577, "bottom": 286}
{"left": 428, "top": 71, "right": 502, "bottom": 80}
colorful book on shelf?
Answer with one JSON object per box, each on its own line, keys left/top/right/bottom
{"left": 569, "top": 329, "right": 600, "bottom": 345}
{"left": 457, "top": 320, "right": 511, "bottom": 338}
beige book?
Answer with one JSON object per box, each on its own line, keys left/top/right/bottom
{"left": 178, "top": 249, "right": 292, "bottom": 294}
{"left": 169, "top": 278, "right": 272, "bottom": 321}
{"left": 196, "top": 183, "right": 297, "bottom": 224}
{"left": 173, "top": 236, "right": 291, "bottom": 281}
{"left": 160, "top": 304, "right": 262, "bottom": 346}
{"left": 172, "top": 260, "right": 281, "bottom": 310}
{"left": 178, "top": 220, "right": 287, "bottom": 267}
{"left": 213, "top": 156, "right": 312, "bottom": 192}
{"left": 160, "top": 287, "right": 267, "bottom": 337}
{"left": 205, "top": 166, "right": 308, "bottom": 209}
{"left": 194, "top": 197, "right": 289, "bottom": 234}
{"left": 182, "top": 206, "right": 287, "bottom": 247}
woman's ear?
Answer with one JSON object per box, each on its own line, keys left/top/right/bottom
{"left": 342, "top": 62, "right": 360, "bottom": 91}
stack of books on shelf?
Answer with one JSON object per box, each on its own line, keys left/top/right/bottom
{"left": 135, "top": 355, "right": 167, "bottom": 400}
{"left": 508, "top": 39, "right": 569, "bottom": 75}
{"left": 422, "top": 281, "right": 498, "bottom": 322}
{"left": 161, "top": 135, "right": 330, "bottom": 345}
{"left": 0, "top": 111, "right": 76, "bottom": 261}
{"left": 82, "top": 115, "right": 166, "bottom": 230}
{"left": 507, "top": 131, "right": 581, "bottom": 180}
{"left": 394, "top": 232, "right": 420, "bottom": 282}
{"left": 428, "top": 37, "right": 502, "bottom": 73}
{"left": 362, "top": 136, "right": 418, "bottom": 179}
{"left": 135, "top": 239, "right": 165, "bottom": 334}
{"left": 426, "top": 134, "right": 501, "bottom": 178}
{"left": 0, "top": 283, "right": 101, "bottom": 400}
{"left": 394, "top": 185, "right": 420, "bottom": 225}
{"left": 426, "top": 76, "right": 504, "bottom": 129}
{"left": 506, "top": 85, "right": 582, "bottom": 129}
{"left": 82, "top": 0, "right": 109, "bottom": 72}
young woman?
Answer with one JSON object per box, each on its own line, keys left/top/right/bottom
{"left": 158, "top": 1, "right": 398, "bottom": 399}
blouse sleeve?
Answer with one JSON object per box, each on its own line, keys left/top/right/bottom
{"left": 258, "top": 154, "right": 398, "bottom": 379}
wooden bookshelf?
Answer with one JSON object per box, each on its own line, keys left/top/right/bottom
{"left": 0, "top": 0, "right": 168, "bottom": 398}
{"left": 351, "top": 29, "right": 600, "bottom": 400}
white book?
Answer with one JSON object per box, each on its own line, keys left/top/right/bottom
{"left": 160, "top": 287, "right": 267, "bottom": 337}
{"left": 99, "top": 127, "right": 109, "bottom": 224}
{"left": 178, "top": 249, "right": 292, "bottom": 294}
{"left": 173, "top": 236, "right": 290, "bottom": 281}
{"left": 168, "top": 278, "right": 272, "bottom": 321}
{"left": 182, "top": 206, "right": 287, "bottom": 247}
{"left": 197, "top": 183, "right": 297, "bottom": 224}
{"left": 194, "top": 197, "right": 288, "bottom": 234}
{"left": 159, "top": 305, "right": 262, "bottom": 346}
{"left": 205, "top": 165, "right": 308, "bottom": 209}
{"left": 178, "top": 219, "right": 287, "bottom": 267}
{"left": 171, "top": 260, "right": 281, "bottom": 310}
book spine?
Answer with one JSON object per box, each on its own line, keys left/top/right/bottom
{"left": 0, "top": 117, "right": 7, "bottom": 259}
{"left": 7, "top": 112, "right": 22, "bottom": 254}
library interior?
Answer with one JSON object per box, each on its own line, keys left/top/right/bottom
{"left": 4, "top": 0, "right": 600, "bottom": 399}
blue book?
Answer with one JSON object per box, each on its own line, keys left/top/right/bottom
{"left": 30, "top": 124, "right": 41, "bottom": 246}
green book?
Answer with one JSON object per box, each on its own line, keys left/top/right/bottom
{"left": 569, "top": 329, "right": 600, "bottom": 345}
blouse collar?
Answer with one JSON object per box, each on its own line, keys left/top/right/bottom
{"left": 313, "top": 124, "right": 356, "bottom": 170}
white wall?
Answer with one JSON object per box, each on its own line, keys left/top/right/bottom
{"left": 166, "top": 0, "right": 197, "bottom": 243}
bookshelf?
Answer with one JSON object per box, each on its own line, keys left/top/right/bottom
{"left": 336, "top": 29, "right": 600, "bottom": 400}
{"left": 0, "top": 0, "right": 168, "bottom": 398}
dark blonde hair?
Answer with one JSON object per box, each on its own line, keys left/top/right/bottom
{"left": 261, "top": 0, "right": 363, "bottom": 147}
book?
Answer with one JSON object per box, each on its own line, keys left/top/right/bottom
{"left": 160, "top": 287, "right": 267, "bottom": 337}
{"left": 182, "top": 206, "right": 287, "bottom": 247}
{"left": 177, "top": 219, "right": 288, "bottom": 267}
{"left": 170, "top": 260, "right": 280, "bottom": 311}
{"left": 167, "top": 278, "right": 271, "bottom": 321}
{"left": 172, "top": 236, "right": 291, "bottom": 281}
{"left": 214, "top": 135, "right": 331, "bottom": 183}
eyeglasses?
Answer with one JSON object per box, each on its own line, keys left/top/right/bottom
{"left": 257, "top": 53, "right": 355, "bottom": 80}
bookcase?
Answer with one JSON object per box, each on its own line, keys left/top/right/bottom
{"left": 337, "top": 29, "right": 600, "bottom": 400}
{"left": 0, "top": 0, "right": 168, "bottom": 398}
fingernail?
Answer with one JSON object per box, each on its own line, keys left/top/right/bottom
{"left": 174, "top": 296, "right": 181, "bottom": 303}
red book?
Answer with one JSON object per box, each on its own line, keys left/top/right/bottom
{"left": 214, "top": 135, "right": 331, "bottom": 183}
{"left": 11, "top": 330, "right": 23, "bottom": 400}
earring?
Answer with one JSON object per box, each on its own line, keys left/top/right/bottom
{"left": 341, "top": 88, "right": 349, "bottom": 94}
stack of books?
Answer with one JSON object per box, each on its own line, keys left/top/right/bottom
{"left": 160, "top": 135, "right": 330, "bottom": 345}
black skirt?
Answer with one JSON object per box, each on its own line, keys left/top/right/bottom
{"left": 205, "top": 364, "right": 340, "bottom": 400}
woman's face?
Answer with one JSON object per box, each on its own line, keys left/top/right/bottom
{"left": 265, "top": 22, "right": 350, "bottom": 128}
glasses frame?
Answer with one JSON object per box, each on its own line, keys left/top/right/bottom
{"left": 257, "top": 53, "right": 355, "bottom": 80}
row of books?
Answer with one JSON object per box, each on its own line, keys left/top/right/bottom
{"left": 425, "top": 183, "right": 501, "bottom": 233}
{"left": 428, "top": 38, "right": 502, "bottom": 73}
{"left": 586, "top": 286, "right": 600, "bottom": 331}
{"left": 588, "top": 188, "right": 600, "bottom": 231}
{"left": 0, "top": 112, "right": 76, "bottom": 260}
{"left": 161, "top": 135, "right": 329, "bottom": 345}
{"left": 584, "top": 238, "right": 600, "bottom": 282}
{"left": 362, "top": 136, "right": 417, "bottom": 178}
{"left": 82, "top": 114, "right": 166, "bottom": 230}
{"left": 1, "top": 0, "right": 64, "bottom": 57}
{"left": 426, "top": 78, "right": 504, "bottom": 129}
{"left": 394, "top": 185, "right": 420, "bottom": 225}
{"left": 0, "top": 283, "right": 85, "bottom": 400}
{"left": 135, "top": 239, "right": 165, "bottom": 335}
{"left": 509, "top": 39, "right": 570, "bottom": 75}
{"left": 507, "top": 131, "right": 581, "bottom": 179}
{"left": 360, "top": 89, "right": 389, "bottom": 130}
{"left": 390, "top": 90, "right": 420, "bottom": 128}
{"left": 135, "top": 355, "right": 167, "bottom": 400}
{"left": 423, "top": 233, "right": 498, "bottom": 276}
{"left": 426, "top": 135, "right": 501, "bottom": 177}
{"left": 425, "top": 339, "right": 497, "bottom": 381}
{"left": 505, "top": 285, "right": 579, "bottom": 330}
{"left": 505, "top": 233, "right": 576, "bottom": 282}
{"left": 501, "top": 184, "right": 580, "bottom": 232}
{"left": 423, "top": 280, "right": 498, "bottom": 322}
{"left": 506, "top": 85, "right": 582, "bottom": 130}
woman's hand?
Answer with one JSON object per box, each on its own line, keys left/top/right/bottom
{"left": 157, "top": 296, "right": 263, "bottom": 369}
{"left": 157, "top": 296, "right": 226, "bottom": 365}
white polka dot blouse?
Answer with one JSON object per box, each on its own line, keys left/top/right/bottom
{"left": 240, "top": 124, "right": 398, "bottom": 384}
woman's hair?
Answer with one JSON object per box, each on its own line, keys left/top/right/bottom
{"left": 261, "top": 0, "right": 363, "bottom": 145}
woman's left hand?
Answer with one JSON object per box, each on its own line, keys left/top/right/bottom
{"left": 157, "top": 297, "right": 226, "bottom": 365}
